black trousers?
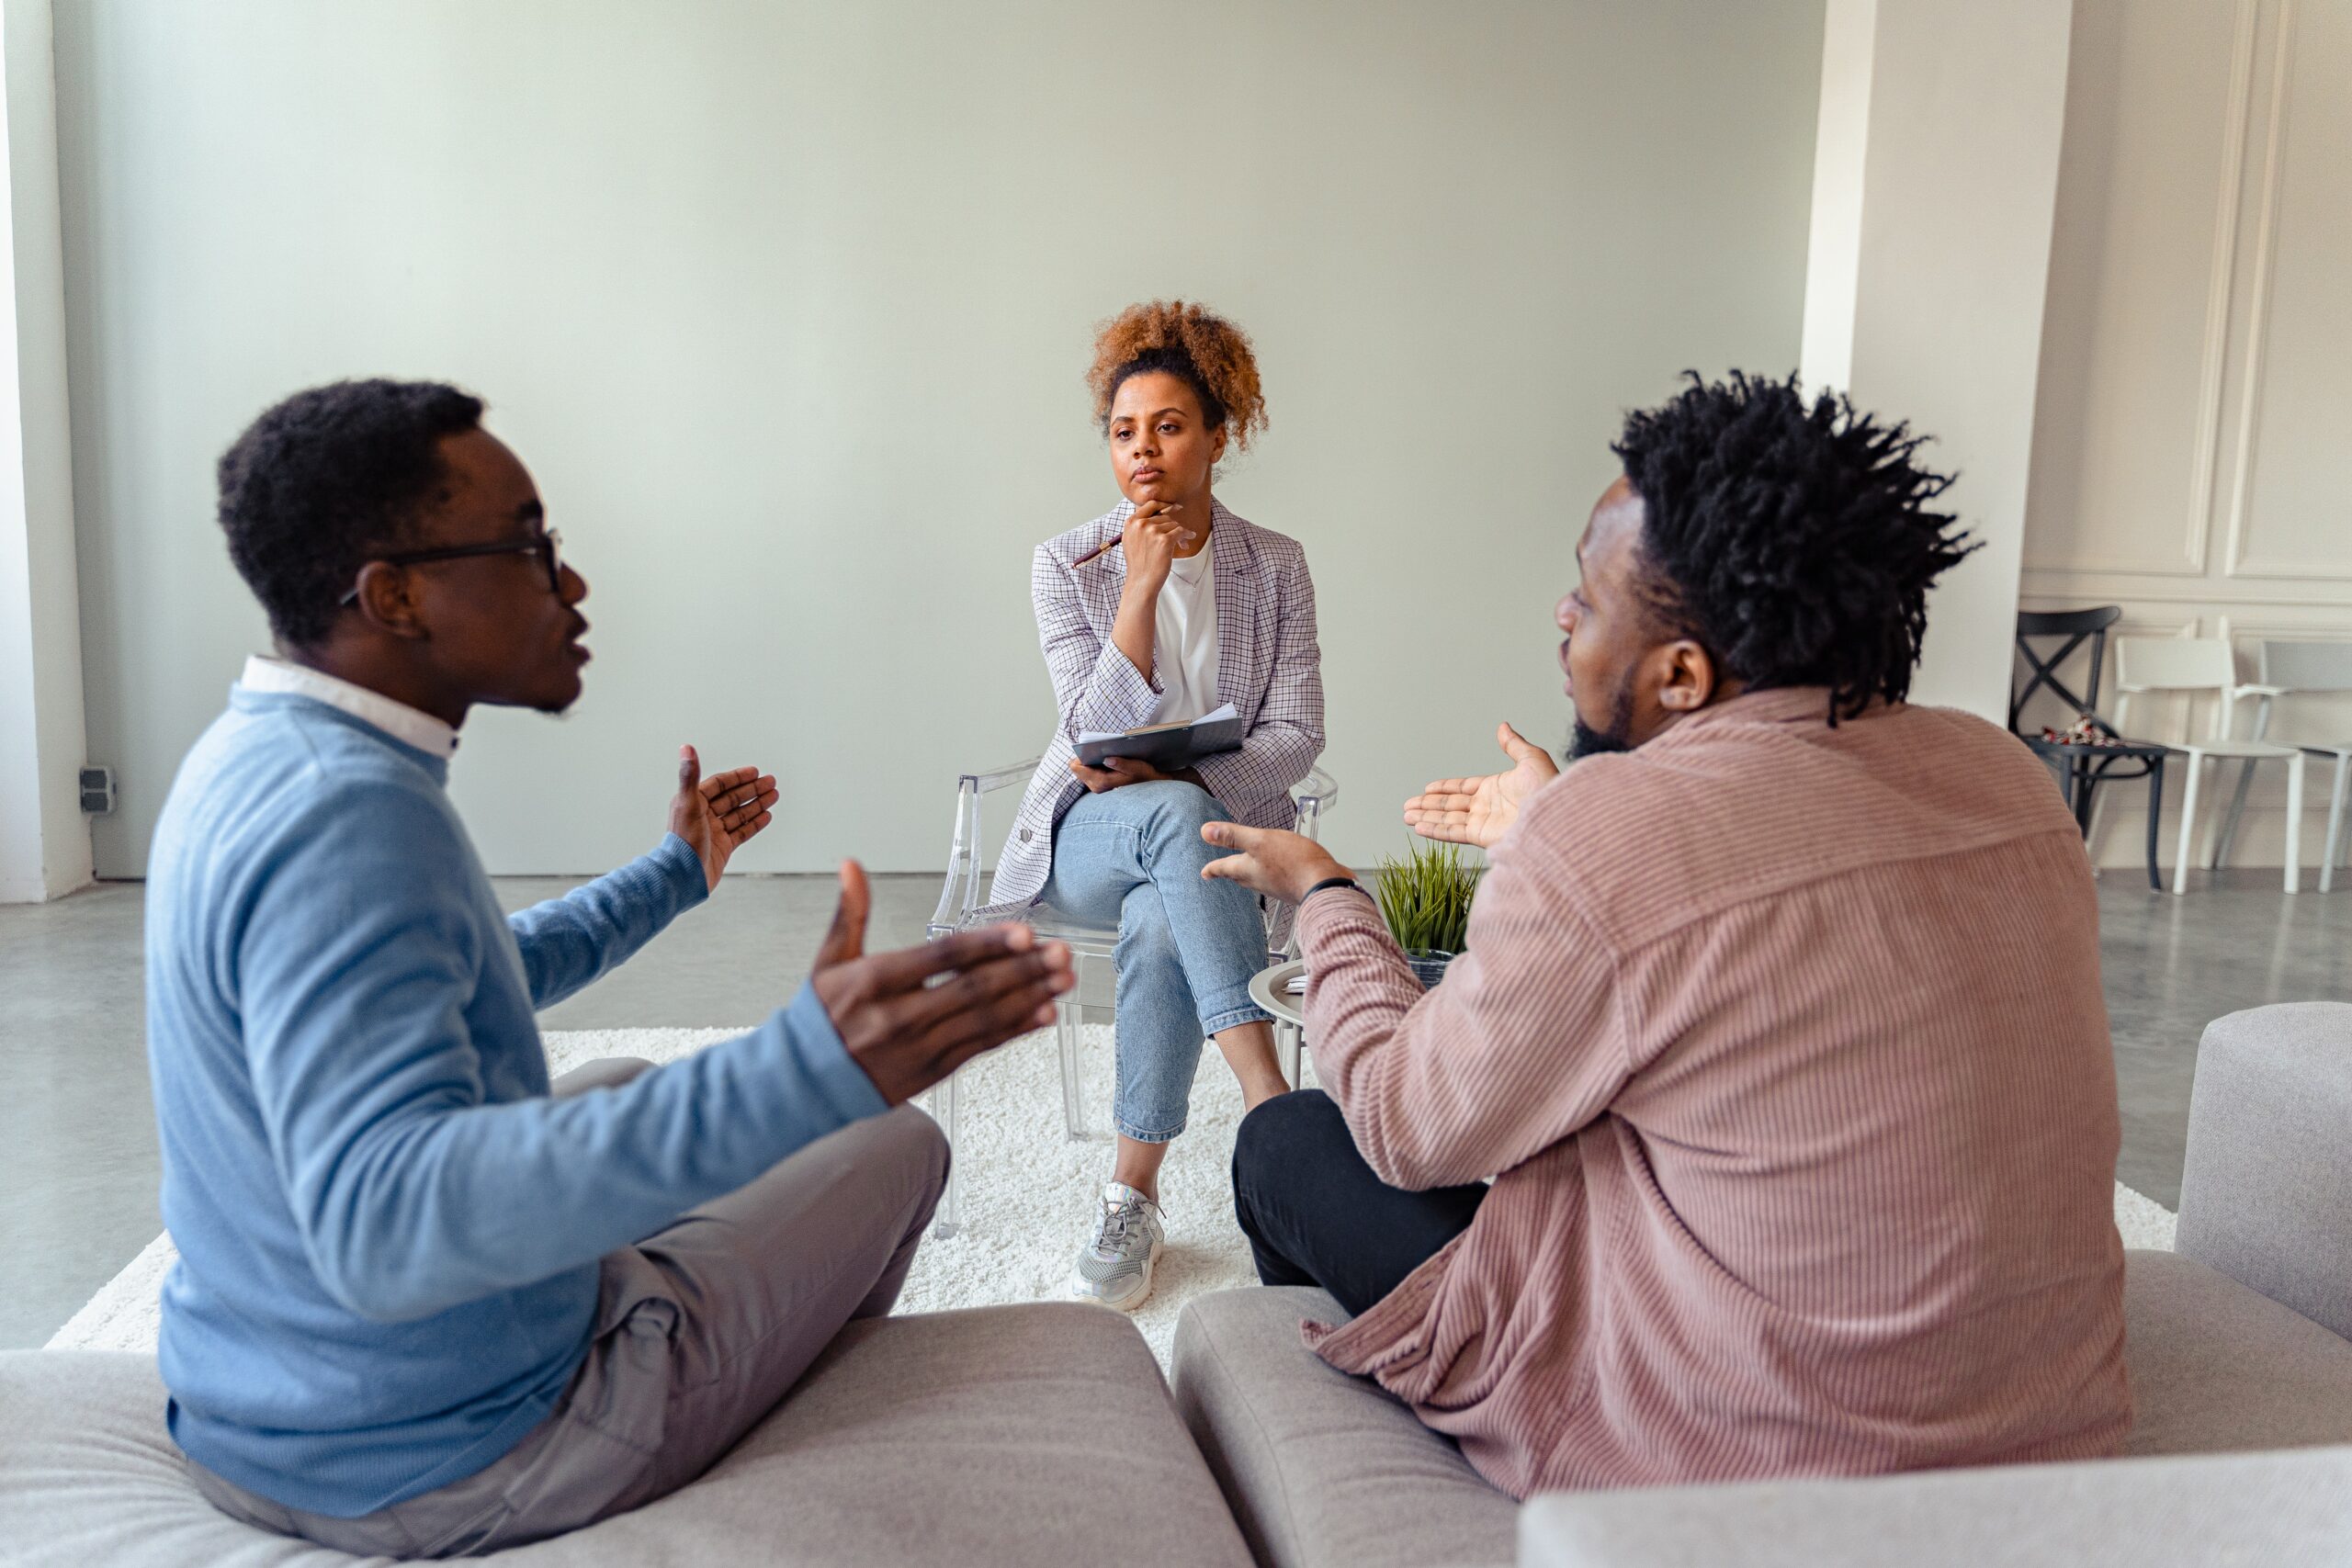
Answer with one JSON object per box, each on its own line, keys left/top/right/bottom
{"left": 1231, "top": 1089, "right": 1487, "bottom": 1317}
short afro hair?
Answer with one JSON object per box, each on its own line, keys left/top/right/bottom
{"left": 1611, "top": 371, "right": 1976, "bottom": 721}
{"left": 1086, "top": 300, "right": 1267, "bottom": 449}
{"left": 216, "top": 378, "right": 485, "bottom": 647}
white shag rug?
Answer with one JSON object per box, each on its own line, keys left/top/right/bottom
{"left": 48, "top": 1024, "right": 2181, "bottom": 1366}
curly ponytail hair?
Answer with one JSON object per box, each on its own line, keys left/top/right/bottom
{"left": 1611, "top": 371, "right": 1978, "bottom": 721}
{"left": 1086, "top": 300, "right": 1268, "bottom": 449}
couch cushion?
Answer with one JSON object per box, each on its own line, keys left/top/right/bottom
{"left": 2125, "top": 1248, "right": 2352, "bottom": 1456}
{"left": 2177, "top": 1003, "right": 2352, "bottom": 1340}
{"left": 1, "top": 1303, "right": 1250, "bottom": 1568}
{"left": 1170, "top": 1286, "right": 1517, "bottom": 1568}
{"left": 1519, "top": 1445, "right": 2352, "bottom": 1568}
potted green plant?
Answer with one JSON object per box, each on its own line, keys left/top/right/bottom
{"left": 1374, "top": 839, "right": 1483, "bottom": 988}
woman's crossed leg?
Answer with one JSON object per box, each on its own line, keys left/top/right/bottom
{"left": 1041, "top": 779, "right": 1285, "bottom": 1309}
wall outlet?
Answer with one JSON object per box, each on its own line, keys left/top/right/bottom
{"left": 79, "top": 765, "right": 116, "bottom": 816}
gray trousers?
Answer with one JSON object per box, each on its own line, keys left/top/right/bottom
{"left": 189, "top": 1058, "right": 949, "bottom": 1558}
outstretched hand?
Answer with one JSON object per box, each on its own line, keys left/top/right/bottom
{"left": 1199, "top": 820, "right": 1351, "bottom": 907}
{"left": 1402, "top": 723, "right": 1559, "bottom": 850}
{"left": 810, "top": 861, "right": 1075, "bottom": 1105}
{"left": 670, "top": 745, "right": 780, "bottom": 891}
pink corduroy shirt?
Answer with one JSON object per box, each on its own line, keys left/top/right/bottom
{"left": 1297, "top": 688, "right": 2132, "bottom": 1498}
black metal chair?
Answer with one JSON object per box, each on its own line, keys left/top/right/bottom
{"left": 2011, "top": 606, "right": 2168, "bottom": 891}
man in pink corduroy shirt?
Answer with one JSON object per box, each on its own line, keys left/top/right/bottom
{"left": 1201, "top": 372, "right": 2132, "bottom": 1499}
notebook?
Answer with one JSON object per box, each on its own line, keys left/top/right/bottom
{"left": 1075, "top": 703, "right": 1246, "bottom": 771}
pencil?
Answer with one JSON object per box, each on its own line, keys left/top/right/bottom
{"left": 1073, "top": 514, "right": 1196, "bottom": 566}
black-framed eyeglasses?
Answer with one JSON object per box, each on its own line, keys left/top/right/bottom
{"left": 339, "top": 528, "right": 564, "bottom": 607}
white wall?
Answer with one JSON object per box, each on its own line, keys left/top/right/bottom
{"left": 2019, "top": 0, "right": 2352, "bottom": 872}
{"left": 1797, "top": 0, "right": 1872, "bottom": 389}
{"left": 1799, "top": 0, "right": 2074, "bottom": 726}
{"left": 0, "top": 0, "right": 89, "bottom": 903}
{"left": 55, "top": 0, "right": 1824, "bottom": 877}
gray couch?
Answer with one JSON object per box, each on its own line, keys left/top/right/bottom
{"left": 1169, "top": 1001, "right": 2352, "bottom": 1566}
{"left": 6, "top": 1003, "right": 2350, "bottom": 1566}
{"left": 0, "top": 1302, "right": 1254, "bottom": 1567}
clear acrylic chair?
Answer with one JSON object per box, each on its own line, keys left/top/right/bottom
{"left": 2109, "top": 637, "right": 2305, "bottom": 896}
{"left": 922, "top": 761, "right": 1338, "bottom": 1235}
{"left": 2210, "top": 640, "right": 2352, "bottom": 893}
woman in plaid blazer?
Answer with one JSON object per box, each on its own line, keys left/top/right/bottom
{"left": 989, "top": 303, "right": 1325, "bottom": 1311}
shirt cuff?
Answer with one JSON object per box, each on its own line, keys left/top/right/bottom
{"left": 1084, "top": 642, "right": 1163, "bottom": 727}
{"left": 1297, "top": 880, "right": 1380, "bottom": 940}
{"left": 650, "top": 832, "right": 712, "bottom": 912}
{"left": 782, "top": 979, "right": 890, "bottom": 1123}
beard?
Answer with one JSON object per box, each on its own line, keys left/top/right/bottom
{"left": 1566, "top": 672, "right": 1637, "bottom": 761}
{"left": 1567, "top": 718, "right": 1628, "bottom": 760}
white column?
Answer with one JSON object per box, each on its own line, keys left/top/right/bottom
{"left": 1800, "top": 0, "right": 2075, "bottom": 723}
{"left": 0, "top": 0, "right": 90, "bottom": 903}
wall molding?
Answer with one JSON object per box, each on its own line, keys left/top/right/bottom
{"left": 2020, "top": 566, "right": 2352, "bottom": 612}
{"left": 2020, "top": 0, "right": 2258, "bottom": 581}
{"left": 2018, "top": 0, "right": 2350, "bottom": 867}
{"left": 2175, "top": 0, "right": 2261, "bottom": 580}
{"left": 2220, "top": 0, "right": 2352, "bottom": 583}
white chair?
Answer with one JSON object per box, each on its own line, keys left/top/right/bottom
{"left": 2211, "top": 640, "right": 2352, "bottom": 893}
{"left": 922, "top": 761, "right": 1339, "bottom": 1235}
{"left": 2111, "top": 637, "right": 2305, "bottom": 896}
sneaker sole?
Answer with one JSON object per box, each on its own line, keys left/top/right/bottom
{"left": 1071, "top": 1237, "right": 1165, "bottom": 1314}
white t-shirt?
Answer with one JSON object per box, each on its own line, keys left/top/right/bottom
{"left": 1151, "top": 546, "right": 1220, "bottom": 725}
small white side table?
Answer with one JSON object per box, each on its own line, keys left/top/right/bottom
{"left": 1249, "top": 959, "right": 1309, "bottom": 1089}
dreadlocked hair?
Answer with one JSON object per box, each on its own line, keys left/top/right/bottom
{"left": 1085, "top": 300, "right": 1268, "bottom": 449}
{"left": 1611, "top": 370, "right": 1977, "bottom": 722}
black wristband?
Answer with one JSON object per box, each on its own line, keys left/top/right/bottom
{"left": 1300, "top": 875, "right": 1363, "bottom": 906}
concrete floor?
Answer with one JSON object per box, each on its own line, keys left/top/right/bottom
{"left": 2, "top": 867, "right": 2345, "bottom": 1350}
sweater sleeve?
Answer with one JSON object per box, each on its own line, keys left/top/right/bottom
{"left": 236, "top": 780, "right": 885, "bottom": 1323}
{"left": 505, "top": 834, "right": 707, "bottom": 1010}
{"left": 1297, "top": 795, "right": 1626, "bottom": 1190}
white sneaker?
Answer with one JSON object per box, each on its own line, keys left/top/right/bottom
{"left": 1071, "top": 1181, "right": 1165, "bottom": 1312}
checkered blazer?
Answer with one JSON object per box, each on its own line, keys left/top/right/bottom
{"left": 988, "top": 499, "right": 1326, "bottom": 932}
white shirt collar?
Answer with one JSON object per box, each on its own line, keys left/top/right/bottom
{"left": 240, "top": 655, "right": 460, "bottom": 760}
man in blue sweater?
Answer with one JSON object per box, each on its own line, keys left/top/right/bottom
{"left": 148, "top": 378, "right": 1073, "bottom": 1557}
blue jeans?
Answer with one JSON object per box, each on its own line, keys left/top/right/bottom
{"left": 1040, "top": 782, "right": 1274, "bottom": 1143}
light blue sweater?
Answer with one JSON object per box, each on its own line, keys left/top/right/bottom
{"left": 145, "top": 686, "right": 886, "bottom": 1517}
